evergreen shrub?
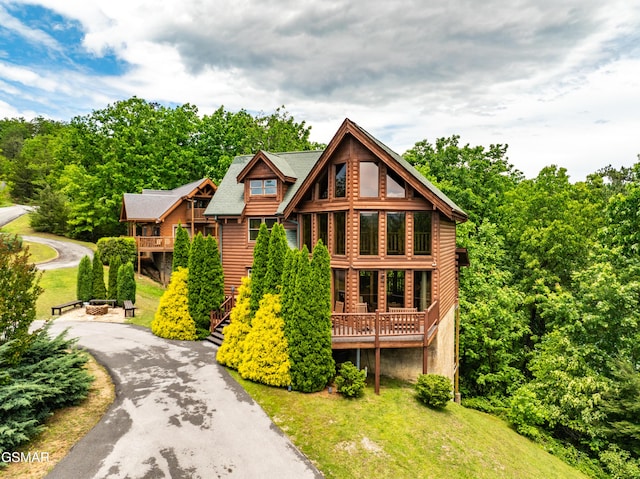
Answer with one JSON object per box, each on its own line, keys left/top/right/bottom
{"left": 0, "top": 326, "right": 92, "bottom": 458}
{"left": 415, "top": 374, "right": 453, "bottom": 409}
{"left": 76, "top": 255, "right": 93, "bottom": 302}
{"left": 172, "top": 224, "right": 190, "bottom": 272}
{"left": 96, "top": 237, "right": 136, "bottom": 266}
{"left": 107, "top": 256, "right": 121, "bottom": 300}
{"left": 334, "top": 361, "right": 367, "bottom": 398}
{"left": 91, "top": 253, "right": 107, "bottom": 300}
{"left": 238, "top": 293, "right": 291, "bottom": 387}
{"left": 117, "top": 262, "right": 136, "bottom": 306}
{"left": 216, "top": 277, "right": 252, "bottom": 369}
{"left": 151, "top": 268, "right": 196, "bottom": 340}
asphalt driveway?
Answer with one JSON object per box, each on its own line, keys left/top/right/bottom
{"left": 44, "top": 321, "right": 322, "bottom": 479}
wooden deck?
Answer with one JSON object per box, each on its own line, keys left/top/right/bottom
{"left": 331, "top": 301, "right": 439, "bottom": 349}
{"left": 135, "top": 236, "right": 175, "bottom": 252}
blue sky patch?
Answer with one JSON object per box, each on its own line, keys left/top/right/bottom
{"left": 1, "top": 3, "right": 128, "bottom": 76}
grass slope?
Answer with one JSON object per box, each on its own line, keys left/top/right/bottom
{"left": 232, "top": 375, "right": 588, "bottom": 479}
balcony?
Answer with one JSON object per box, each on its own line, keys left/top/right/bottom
{"left": 136, "top": 236, "right": 174, "bottom": 252}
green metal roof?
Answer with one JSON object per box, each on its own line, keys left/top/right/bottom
{"left": 205, "top": 150, "right": 322, "bottom": 217}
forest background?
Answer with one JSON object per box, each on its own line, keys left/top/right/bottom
{"left": 0, "top": 97, "right": 639, "bottom": 478}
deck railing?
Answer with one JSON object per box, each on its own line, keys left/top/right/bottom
{"left": 136, "top": 236, "right": 174, "bottom": 251}
{"left": 331, "top": 301, "right": 439, "bottom": 339}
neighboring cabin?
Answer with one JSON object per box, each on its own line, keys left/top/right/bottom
{"left": 119, "top": 178, "right": 217, "bottom": 283}
{"left": 205, "top": 119, "right": 469, "bottom": 393}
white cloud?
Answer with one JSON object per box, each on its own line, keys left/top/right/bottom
{"left": 0, "top": 0, "right": 638, "bottom": 179}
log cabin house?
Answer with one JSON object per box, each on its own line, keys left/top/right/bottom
{"left": 205, "top": 119, "right": 469, "bottom": 393}
{"left": 119, "top": 177, "right": 217, "bottom": 283}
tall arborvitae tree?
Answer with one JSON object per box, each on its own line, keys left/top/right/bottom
{"left": 117, "top": 262, "right": 136, "bottom": 305}
{"left": 172, "top": 224, "right": 190, "bottom": 272}
{"left": 307, "top": 241, "right": 335, "bottom": 388}
{"left": 216, "top": 277, "right": 252, "bottom": 369}
{"left": 249, "top": 222, "right": 270, "bottom": 317}
{"left": 264, "top": 223, "right": 288, "bottom": 294}
{"left": 205, "top": 235, "right": 225, "bottom": 312}
{"left": 188, "top": 232, "right": 208, "bottom": 332}
{"left": 91, "top": 253, "right": 107, "bottom": 300}
{"left": 238, "top": 293, "right": 291, "bottom": 387}
{"left": 107, "top": 255, "right": 121, "bottom": 300}
{"left": 76, "top": 255, "right": 93, "bottom": 302}
{"left": 287, "top": 242, "right": 335, "bottom": 392}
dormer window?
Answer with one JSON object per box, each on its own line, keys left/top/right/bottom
{"left": 250, "top": 179, "right": 277, "bottom": 196}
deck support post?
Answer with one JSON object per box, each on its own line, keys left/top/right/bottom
{"left": 374, "top": 310, "right": 381, "bottom": 395}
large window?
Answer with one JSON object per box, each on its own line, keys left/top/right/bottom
{"left": 334, "top": 212, "right": 346, "bottom": 255}
{"left": 248, "top": 217, "right": 277, "bottom": 241}
{"left": 414, "top": 270, "right": 432, "bottom": 311}
{"left": 386, "top": 270, "right": 405, "bottom": 308}
{"left": 413, "top": 212, "right": 432, "bottom": 255}
{"left": 386, "top": 168, "right": 405, "bottom": 198}
{"left": 317, "top": 170, "right": 329, "bottom": 199}
{"left": 250, "top": 179, "right": 277, "bottom": 196}
{"left": 334, "top": 163, "right": 347, "bottom": 198}
{"left": 318, "top": 213, "right": 328, "bottom": 247}
{"left": 302, "top": 214, "right": 312, "bottom": 251}
{"left": 359, "top": 212, "right": 378, "bottom": 255}
{"left": 333, "top": 269, "right": 346, "bottom": 306}
{"left": 360, "top": 162, "right": 379, "bottom": 197}
{"left": 359, "top": 271, "right": 378, "bottom": 312}
{"left": 387, "top": 212, "right": 405, "bottom": 255}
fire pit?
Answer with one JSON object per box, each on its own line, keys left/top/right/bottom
{"left": 86, "top": 304, "right": 109, "bottom": 315}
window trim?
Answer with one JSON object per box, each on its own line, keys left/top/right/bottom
{"left": 248, "top": 217, "right": 278, "bottom": 241}
{"left": 249, "top": 179, "right": 277, "bottom": 196}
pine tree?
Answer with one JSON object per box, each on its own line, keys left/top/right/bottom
{"left": 239, "top": 293, "right": 291, "bottom": 387}
{"left": 117, "top": 262, "right": 136, "bottom": 305}
{"left": 216, "top": 277, "right": 252, "bottom": 369}
{"left": 76, "top": 255, "right": 93, "bottom": 302}
{"left": 91, "top": 253, "right": 107, "bottom": 300}
{"left": 151, "top": 268, "right": 196, "bottom": 340}
{"left": 172, "top": 224, "right": 190, "bottom": 272}
{"left": 107, "top": 256, "right": 121, "bottom": 300}
{"left": 281, "top": 248, "right": 299, "bottom": 349}
{"left": 264, "top": 223, "right": 288, "bottom": 295}
{"left": 249, "top": 222, "right": 270, "bottom": 317}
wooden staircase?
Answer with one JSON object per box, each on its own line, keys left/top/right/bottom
{"left": 206, "top": 294, "right": 234, "bottom": 347}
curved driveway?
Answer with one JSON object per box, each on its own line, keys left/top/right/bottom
{"left": 0, "top": 205, "right": 93, "bottom": 269}
{"left": 45, "top": 321, "right": 322, "bottom": 479}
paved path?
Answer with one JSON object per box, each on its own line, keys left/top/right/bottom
{"left": 0, "top": 205, "right": 93, "bottom": 269}
{"left": 44, "top": 321, "right": 322, "bottom": 479}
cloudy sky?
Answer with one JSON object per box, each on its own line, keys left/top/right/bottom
{"left": 1, "top": 0, "right": 638, "bottom": 180}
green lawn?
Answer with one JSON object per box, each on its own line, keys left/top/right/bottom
{"left": 234, "top": 373, "right": 589, "bottom": 479}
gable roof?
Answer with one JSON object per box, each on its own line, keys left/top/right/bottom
{"left": 205, "top": 150, "right": 322, "bottom": 217}
{"left": 282, "top": 119, "right": 467, "bottom": 222}
{"left": 204, "top": 119, "right": 467, "bottom": 223}
{"left": 120, "top": 178, "right": 216, "bottom": 223}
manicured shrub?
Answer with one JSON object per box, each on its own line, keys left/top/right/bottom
{"left": 91, "top": 252, "right": 107, "bottom": 300}
{"left": 151, "top": 268, "right": 196, "bottom": 340}
{"left": 117, "top": 262, "right": 136, "bottom": 306}
{"left": 238, "top": 293, "right": 291, "bottom": 387}
{"left": 76, "top": 255, "right": 93, "bottom": 302}
{"left": 172, "top": 224, "right": 190, "bottom": 272}
{"left": 415, "top": 374, "right": 453, "bottom": 409}
{"left": 216, "top": 277, "right": 251, "bottom": 369}
{"left": 107, "top": 255, "right": 121, "bottom": 300}
{"left": 335, "top": 361, "right": 367, "bottom": 398}
{"left": 96, "top": 236, "right": 136, "bottom": 266}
